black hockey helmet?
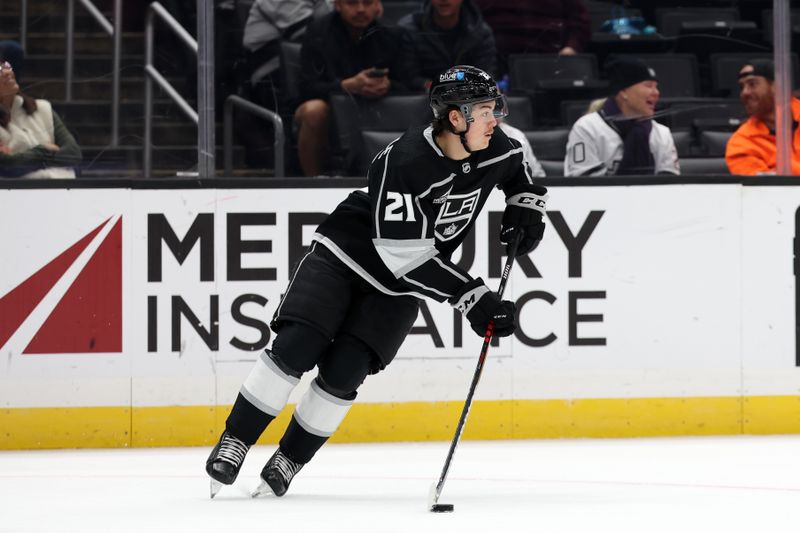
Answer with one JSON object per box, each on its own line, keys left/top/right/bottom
{"left": 429, "top": 65, "right": 508, "bottom": 123}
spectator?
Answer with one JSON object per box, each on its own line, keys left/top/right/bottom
{"left": 242, "top": 0, "right": 330, "bottom": 90}
{"left": 564, "top": 57, "right": 679, "bottom": 176}
{"left": 0, "top": 60, "right": 81, "bottom": 179}
{"left": 399, "top": 0, "right": 496, "bottom": 91}
{"left": 475, "top": 0, "right": 590, "bottom": 76}
{"left": 498, "top": 121, "right": 545, "bottom": 177}
{"left": 295, "top": 0, "right": 416, "bottom": 176}
{"left": 725, "top": 59, "right": 800, "bottom": 176}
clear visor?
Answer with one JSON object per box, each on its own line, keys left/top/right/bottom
{"left": 464, "top": 95, "right": 508, "bottom": 123}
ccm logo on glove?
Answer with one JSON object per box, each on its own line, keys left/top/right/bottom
{"left": 506, "top": 192, "right": 547, "bottom": 213}
{"left": 449, "top": 278, "right": 517, "bottom": 338}
{"left": 500, "top": 185, "right": 548, "bottom": 257}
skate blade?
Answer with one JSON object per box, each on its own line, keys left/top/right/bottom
{"left": 210, "top": 478, "right": 223, "bottom": 499}
{"left": 251, "top": 480, "right": 273, "bottom": 498}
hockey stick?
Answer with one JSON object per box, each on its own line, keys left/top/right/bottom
{"left": 428, "top": 231, "right": 523, "bottom": 513}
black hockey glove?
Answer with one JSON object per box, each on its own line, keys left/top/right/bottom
{"left": 500, "top": 184, "right": 549, "bottom": 256}
{"left": 449, "top": 278, "right": 517, "bottom": 338}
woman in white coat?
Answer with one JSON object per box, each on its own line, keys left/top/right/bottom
{"left": 0, "top": 60, "right": 82, "bottom": 178}
{"left": 564, "top": 57, "right": 679, "bottom": 176}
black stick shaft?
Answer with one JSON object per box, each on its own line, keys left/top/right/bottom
{"left": 431, "top": 233, "right": 522, "bottom": 505}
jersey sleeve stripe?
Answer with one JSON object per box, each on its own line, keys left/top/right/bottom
{"left": 400, "top": 273, "right": 453, "bottom": 299}
{"left": 477, "top": 146, "right": 523, "bottom": 169}
{"left": 432, "top": 256, "right": 469, "bottom": 282}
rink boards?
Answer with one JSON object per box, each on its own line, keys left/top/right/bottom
{"left": 1, "top": 181, "right": 800, "bottom": 449}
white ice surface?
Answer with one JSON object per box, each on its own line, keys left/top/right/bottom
{"left": 2, "top": 436, "right": 800, "bottom": 533}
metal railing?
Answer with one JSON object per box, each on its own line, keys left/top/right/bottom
{"left": 773, "top": 0, "right": 793, "bottom": 176}
{"left": 18, "top": 0, "right": 27, "bottom": 51}
{"left": 224, "top": 95, "right": 285, "bottom": 178}
{"left": 65, "top": 0, "right": 122, "bottom": 147}
{"left": 144, "top": 2, "right": 199, "bottom": 178}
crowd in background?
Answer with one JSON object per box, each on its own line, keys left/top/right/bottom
{"left": 0, "top": 0, "right": 798, "bottom": 178}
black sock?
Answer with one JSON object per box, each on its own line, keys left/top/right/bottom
{"left": 279, "top": 416, "right": 328, "bottom": 464}
{"left": 225, "top": 392, "right": 276, "bottom": 445}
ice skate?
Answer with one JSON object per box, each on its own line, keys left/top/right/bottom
{"left": 206, "top": 430, "right": 251, "bottom": 498}
{"left": 251, "top": 449, "right": 304, "bottom": 498}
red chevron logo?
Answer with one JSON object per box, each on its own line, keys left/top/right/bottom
{"left": 0, "top": 217, "right": 122, "bottom": 354}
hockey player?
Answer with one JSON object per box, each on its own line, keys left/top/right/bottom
{"left": 564, "top": 56, "right": 680, "bottom": 177}
{"left": 205, "top": 65, "right": 548, "bottom": 498}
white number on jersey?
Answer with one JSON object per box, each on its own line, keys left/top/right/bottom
{"left": 384, "top": 192, "right": 417, "bottom": 222}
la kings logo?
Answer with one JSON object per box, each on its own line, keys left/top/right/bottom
{"left": 435, "top": 189, "right": 481, "bottom": 241}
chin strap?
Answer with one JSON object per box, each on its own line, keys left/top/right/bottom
{"left": 458, "top": 127, "right": 473, "bottom": 154}
{"left": 446, "top": 103, "right": 474, "bottom": 154}
{"left": 445, "top": 121, "right": 473, "bottom": 154}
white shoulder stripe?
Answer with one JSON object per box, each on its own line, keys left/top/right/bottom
{"left": 477, "top": 146, "right": 524, "bottom": 169}
{"left": 424, "top": 126, "right": 445, "bottom": 157}
{"left": 418, "top": 173, "right": 455, "bottom": 198}
{"left": 312, "top": 234, "right": 428, "bottom": 300}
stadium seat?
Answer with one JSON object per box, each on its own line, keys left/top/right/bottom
{"left": 524, "top": 129, "right": 569, "bottom": 161}
{"left": 666, "top": 98, "right": 745, "bottom": 131}
{"left": 655, "top": 7, "right": 739, "bottom": 36}
{"left": 361, "top": 130, "right": 403, "bottom": 172}
{"left": 671, "top": 130, "right": 693, "bottom": 158}
{"left": 331, "top": 93, "right": 431, "bottom": 175}
{"left": 605, "top": 54, "right": 700, "bottom": 98}
{"left": 760, "top": 9, "right": 800, "bottom": 43}
{"left": 710, "top": 53, "right": 800, "bottom": 98}
{"left": 700, "top": 131, "right": 733, "bottom": 157}
{"left": 504, "top": 95, "right": 534, "bottom": 130}
{"left": 509, "top": 54, "right": 605, "bottom": 125}
{"left": 278, "top": 41, "right": 303, "bottom": 108}
{"left": 680, "top": 157, "right": 730, "bottom": 175}
{"left": 508, "top": 54, "right": 601, "bottom": 92}
{"left": 539, "top": 160, "right": 564, "bottom": 177}
{"left": 561, "top": 100, "right": 594, "bottom": 128}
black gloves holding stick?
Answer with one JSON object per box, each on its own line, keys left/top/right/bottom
{"left": 500, "top": 184, "right": 548, "bottom": 257}
{"left": 449, "top": 184, "right": 548, "bottom": 338}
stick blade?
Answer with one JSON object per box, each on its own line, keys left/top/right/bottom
{"left": 427, "top": 482, "right": 454, "bottom": 512}
{"left": 430, "top": 503, "right": 455, "bottom": 513}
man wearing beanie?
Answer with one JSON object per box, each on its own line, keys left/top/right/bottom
{"left": 725, "top": 59, "right": 800, "bottom": 175}
{"left": 564, "top": 56, "right": 679, "bottom": 176}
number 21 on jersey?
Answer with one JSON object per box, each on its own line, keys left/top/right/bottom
{"left": 384, "top": 192, "right": 417, "bottom": 222}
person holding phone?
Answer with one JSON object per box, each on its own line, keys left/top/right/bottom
{"left": 293, "top": 0, "right": 417, "bottom": 176}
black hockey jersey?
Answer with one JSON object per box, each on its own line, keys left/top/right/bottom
{"left": 313, "top": 124, "right": 536, "bottom": 303}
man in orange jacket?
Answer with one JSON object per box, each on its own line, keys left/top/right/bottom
{"left": 725, "top": 59, "right": 800, "bottom": 176}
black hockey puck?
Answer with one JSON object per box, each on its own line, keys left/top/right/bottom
{"left": 431, "top": 503, "right": 455, "bottom": 513}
